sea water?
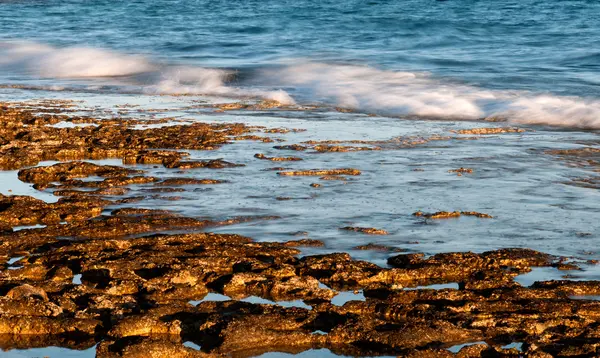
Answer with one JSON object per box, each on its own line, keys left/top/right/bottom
{"left": 1, "top": 1, "right": 600, "bottom": 357}
{"left": 1, "top": 0, "right": 600, "bottom": 127}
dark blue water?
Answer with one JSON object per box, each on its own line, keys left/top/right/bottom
{"left": 1, "top": 0, "right": 600, "bottom": 126}
{"left": 2, "top": 3, "right": 600, "bottom": 357}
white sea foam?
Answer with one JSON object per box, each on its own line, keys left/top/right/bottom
{"left": 506, "top": 95, "right": 600, "bottom": 129}
{"left": 0, "top": 41, "right": 294, "bottom": 104}
{"left": 148, "top": 65, "right": 294, "bottom": 103}
{"left": 264, "top": 63, "right": 600, "bottom": 129}
{"left": 267, "top": 63, "right": 491, "bottom": 119}
{"left": 1, "top": 41, "right": 599, "bottom": 128}
{"left": 0, "top": 41, "right": 154, "bottom": 77}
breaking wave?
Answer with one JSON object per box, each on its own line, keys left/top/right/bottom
{"left": 0, "top": 41, "right": 294, "bottom": 104}
{"left": 262, "top": 63, "right": 600, "bottom": 129}
{"left": 2, "top": 41, "right": 600, "bottom": 129}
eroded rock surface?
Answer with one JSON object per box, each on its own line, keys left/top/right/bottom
{"left": 277, "top": 168, "right": 361, "bottom": 176}
{"left": 0, "top": 194, "right": 106, "bottom": 230}
{"left": 454, "top": 127, "right": 526, "bottom": 135}
{"left": 413, "top": 211, "right": 494, "bottom": 219}
{"left": 0, "top": 101, "right": 597, "bottom": 358}
{"left": 254, "top": 153, "right": 303, "bottom": 161}
{"left": 1, "top": 207, "right": 597, "bottom": 357}
{"left": 0, "top": 104, "right": 257, "bottom": 170}
{"left": 340, "top": 226, "right": 389, "bottom": 235}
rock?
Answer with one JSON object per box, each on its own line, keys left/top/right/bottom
{"left": 340, "top": 226, "right": 388, "bottom": 235}
{"left": 277, "top": 168, "right": 361, "bottom": 176}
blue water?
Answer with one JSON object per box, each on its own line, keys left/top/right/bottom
{"left": 1, "top": 2, "right": 600, "bottom": 357}
{"left": 1, "top": 0, "right": 600, "bottom": 127}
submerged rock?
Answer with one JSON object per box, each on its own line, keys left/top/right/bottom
{"left": 339, "top": 226, "right": 389, "bottom": 235}
{"left": 454, "top": 127, "right": 526, "bottom": 135}
{"left": 277, "top": 168, "right": 361, "bottom": 176}
{"left": 0, "top": 101, "right": 598, "bottom": 357}
{"left": 413, "top": 211, "right": 493, "bottom": 219}
{"left": 0, "top": 198, "right": 597, "bottom": 356}
{"left": 254, "top": 153, "right": 303, "bottom": 161}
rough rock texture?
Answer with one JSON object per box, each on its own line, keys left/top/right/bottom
{"left": 0, "top": 102, "right": 598, "bottom": 357}
{"left": 254, "top": 153, "right": 303, "bottom": 161}
{"left": 18, "top": 161, "right": 143, "bottom": 185}
{"left": 449, "top": 167, "right": 474, "bottom": 175}
{"left": 1, "top": 208, "right": 597, "bottom": 357}
{"left": 0, "top": 194, "right": 106, "bottom": 230}
{"left": 0, "top": 104, "right": 257, "bottom": 170}
{"left": 277, "top": 169, "right": 361, "bottom": 176}
{"left": 413, "top": 211, "right": 494, "bottom": 219}
{"left": 454, "top": 127, "right": 526, "bottom": 135}
{"left": 340, "top": 227, "right": 389, "bottom": 235}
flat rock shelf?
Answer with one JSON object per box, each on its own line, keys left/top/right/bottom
{"left": 0, "top": 99, "right": 600, "bottom": 357}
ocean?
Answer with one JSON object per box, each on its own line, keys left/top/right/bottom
{"left": 1, "top": 0, "right": 600, "bottom": 127}
{"left": 1, "top": 1, "right": 600, "bottom": 357}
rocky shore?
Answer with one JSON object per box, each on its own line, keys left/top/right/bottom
{"left": 1, "top": 101, "right": 600, "bottom": 357}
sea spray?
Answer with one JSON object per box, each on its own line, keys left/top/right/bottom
{"left": 2, "top": 41, "right": 600, "bottom": 128}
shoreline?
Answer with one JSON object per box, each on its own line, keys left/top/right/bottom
{"left": 0, "top": 100, "right": 600, "bottom": 357}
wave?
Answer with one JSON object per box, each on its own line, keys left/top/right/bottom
{"left": 262, "top": 63, "right": 600, "bottom": 129}
{"left": 0, "top": 41, "right": 154, "bottom": 78}
{"left": 1, "top": 41, "right": 600, "bottom": 129}
{"left": 262, "top": 63, "right": 491, "bottom": 119}
{"left": 0, "top": 41, "right": 294, "bottom": 104}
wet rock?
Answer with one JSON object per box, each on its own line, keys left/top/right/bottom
{"left": 449, "top": 167, "right": 473, "bottom": 175}
{"left": 57, "top": 176, "right": 160, "bottom": 189}
{"left": 262, "top": 166, "right": 292, "bottom": 171}
{"left": 283, "top": 239, "right": 325, "bottom": 247}
{"left": 413, "top": 211, "right": 493, "bottom": 219}
{"left": 461, "top": 211, "right": 494, "bottom": 218}
{"left": 545, "top": 147, "right": 600, "bottom": 157}
{"left": 216, "top": 100, "right": 283, "bottom": 111}
{"left": 263, "top": 127, "right": 306, "bottom": 134}
{"left": 53, "top": 187, "right": 131, "bottom": 197}
{"left": 531, "top": 280, "right": 600, "bottom": 296}
{"left": 155, "top": 178, "right": 225, "bottom": 186}
{"left": 233, "top": 134, "right": 277, "bottom": 143}
{"left": 319, "top": 175, "right": 350, "bottom": 181}
{"left": 353, "top": 243, "right": 404, "bottom": 252}
{"left": 0, "top": 315, "right": 99, "bottom": 335}
{"left": 111, "top": 208, "right": 173, "bottom": 216}
{"left": 328, "top": 319, "right": 482, "bottom": 351}
{"left": 563, "top": 176, "right": 600, "bottom": 190}
{"left": 2, "top": 102, "right": 600, "bottom": 356}
{"left": 0, "top": 103, "right": 257, "bottom": 170}
{"left": 277, "top": 168, "right": 361, "bottom": 176}
{"left": 455, "top": 344, "right": 489, "bottom": 357}
{"left": 413, "top": 211, "right": 460, "bottom": 219}
{"left": 313, "top": 145, "right": 380, "bottom": 152}
{"left": 454, "top": 127, "right": 525, "bottom": 135}
{"left": 272, "top": 144, "right": 308, "bottom": 151}
{"left": 109, "top": 315, "right": 182, "bottom": 338}
{"left": 223, "top": 272, "right": 335, "bottom": 301}
{"left": 254, "top": 153, "right": 303, "bottom": 161}
{"left": 141, "top": 187, "right": 186, "bottom": 193}
{"left": 97, "top": 338, "right": 209, "bottom": 358}
{"left": 122, "top": 150, "right": 187, "bottom": 166}
{"left": 340, "top": 226, "right": 389, "bottom": 235}
{"left": 0, "top": 209, "right": 597, "bottom": 356}
{"left": 0, "top": 194, "right": 105, "bottom": 229}
{"left": 164, "top": 159, "right": 243, "bottom": 169}
{"left": 6, "top": 284, "right": 49, "bottom": 301}
{"left": 0, "top": 296, "right": 62, "bottom": 317}
{"left": 297, "top": 253, "right": 382, "bottom": 289}
{"left": 18, "top": 162, "right": 143, "bottom": 186}
{"left": 273, "top": 140, "right": 382, "bottom": 153}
